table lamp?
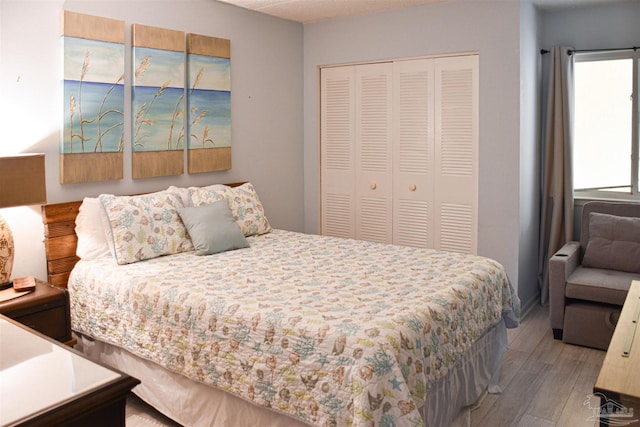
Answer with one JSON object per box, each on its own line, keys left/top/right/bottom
{"left": 0, "top": 154, "right": 47, "bottom": 289}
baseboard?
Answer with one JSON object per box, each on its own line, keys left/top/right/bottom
{"left": 519, "top": 291, "right": 541, "bottom": 321}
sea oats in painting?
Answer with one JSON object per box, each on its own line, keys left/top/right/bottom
{"left": 132, "top": 47, "right": 185, "bottom": 152}
{"left": 131, "top": 24, "right": 185, "bottom": 179}
{"left": 60, "top": 11, "right": 125, "bottom": 184}
{"left": 188, "top": 55, "right": 231, "bottom": 150}
{"left": 63, "top": 37, "right": 125, "bottom": 154}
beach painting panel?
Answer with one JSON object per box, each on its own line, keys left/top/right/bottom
{"left": 61, "top": 11, "right": 124, "bottom": 183}
{"left": 187, "top": 34, "right": 231, "bottom": 173}
{"left": 132, "top": 24, "right": 185, "bottom": 178}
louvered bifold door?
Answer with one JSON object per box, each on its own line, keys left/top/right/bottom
{"left": 321, "top": 66, "right": 356, "bottom": 239}
{"left": 392, "top": 59, "right": 434, "bottom": 248}
{"left": 355, "top": 63, "right": 393, "bottom": 244}
{"left": 434, "top": 55, "right": 479, "bottom": 254}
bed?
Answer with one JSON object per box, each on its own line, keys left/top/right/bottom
{"left": 42, "top": 182, "right": 520, "bottom": 427}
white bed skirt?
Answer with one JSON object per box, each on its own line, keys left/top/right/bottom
{"left": 75, "top": 319, "right": 507, "bottom": 427}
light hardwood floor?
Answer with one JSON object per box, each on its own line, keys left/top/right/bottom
{"left": 471, "top": 304, "right": 604, "bottom": 427}
{"left": 126, "top": 304, "right": 606, "bottom": 427}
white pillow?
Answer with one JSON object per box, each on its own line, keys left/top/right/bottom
{"left": 75, "top": 197, "right": 113, "bottom": 260}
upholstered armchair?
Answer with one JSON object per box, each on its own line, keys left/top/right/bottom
{"left": 549, "top": 201, "right": 640, "bottom": 350}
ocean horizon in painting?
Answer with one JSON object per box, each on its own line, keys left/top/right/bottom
{"left": 62, "top": 80, "right": 125, "bottom": 154}
{"left": 188, "top": 87, "right": 231, "bottom": 148}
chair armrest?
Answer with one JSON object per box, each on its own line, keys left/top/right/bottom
{"left": 549, "top": 241, "right": 581, "bottom": 332}
{"left": 550, "top": 241, "right": 580, "bottom": 278}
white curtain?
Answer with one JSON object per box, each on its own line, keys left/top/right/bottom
{"left": 538, "top": 46, "right": 575, "bottom": 305}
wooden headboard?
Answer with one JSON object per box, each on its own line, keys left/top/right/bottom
{"left": 41, "top": 182, "right": 246, "bottom": 288}
{"left": 42, "top": 200, "right": 82, "bottom": 288}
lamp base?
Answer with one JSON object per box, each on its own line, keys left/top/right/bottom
{"left": 0, "top": 214, "right": 14, "bottom": 287}
{"left": 0, "top": 281, "right": 12, "bottom": 290}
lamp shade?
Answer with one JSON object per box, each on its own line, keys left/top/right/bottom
{"left": 0, "top": 154, "right": 47, "bottom": 208}
{"left": 0, "top": 153, "right": 46, "bottom": 286}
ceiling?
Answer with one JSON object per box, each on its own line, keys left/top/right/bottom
{"left": 215, "top": 0, "right": 622, "bottom": 23}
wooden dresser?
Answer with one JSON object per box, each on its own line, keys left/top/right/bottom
{"left": 594, "top": 280, "right": 640, "bottom": 426}
{"left": 0, "top": 315, "right": 139, "bottom": 426}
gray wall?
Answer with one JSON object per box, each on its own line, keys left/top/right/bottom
{"left": 2, "top": 0, "right": 637, "bottom": 307}
{"left": 538, "top": 0, "right": 640, "bottom": 303}
{"left": 539, "top": 1, "right": 640, "bottom": 130}
{"left": 519, "top": 1, "right": 543, "bottom": 311}
{"left": 302, "top": 0, "right": 640, "bottom": 309}
{"left": 540, "top": 0, "right": 640, "bottom": 50}
{"left": 303, "top": 1, "right": 524, "bottom": 296}
{"left": 0, "top": 0, "right": 304, "bottom": 280}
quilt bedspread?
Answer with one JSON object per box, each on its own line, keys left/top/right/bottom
{"left": 69, "top": 230, "right": 520, "bottom": 427}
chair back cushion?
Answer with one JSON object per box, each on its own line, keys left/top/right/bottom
{"left": 582, "top": 212, "right": 640, "bottom": 273}
{"left": 580, "top": 201, "right": 640, "bottom": 269}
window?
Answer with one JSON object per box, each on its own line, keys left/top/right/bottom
{"left": 573, "top": 50, "right": 639, "bottom": 200}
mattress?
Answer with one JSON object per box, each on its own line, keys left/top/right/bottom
{"left": 69, "top": 229, "right": 520, "bottom": 426}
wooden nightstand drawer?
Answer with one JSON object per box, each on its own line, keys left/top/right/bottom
{"left": 12, "top": 306, "right": 68, "bottom": 341}
{"left": 0, "top": 279, "right": 72, "bottom": 343}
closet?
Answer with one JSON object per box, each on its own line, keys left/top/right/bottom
{"left": 320, "top": 54, "right": 478, "bottom": 254}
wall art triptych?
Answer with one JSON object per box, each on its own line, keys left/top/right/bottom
{"left": 61, "top": 11, "right": 231, "bottom": 184}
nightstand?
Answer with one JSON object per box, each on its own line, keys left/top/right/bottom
{"left": 0, "top": 278, "right": 74, "bottom": 346}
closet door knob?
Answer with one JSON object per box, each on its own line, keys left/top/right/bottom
{"left": 370, "top": 183, "right": 377, "bottom": 190}
{"left": 409, "top": 184, "right": 417, "bottom": 192}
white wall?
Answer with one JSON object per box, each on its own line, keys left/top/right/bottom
{"left": 0, "top": 0, "right": 304, "bottom": 280}
{"left": 303, "top": 1, "right": 524, "bottom": 295}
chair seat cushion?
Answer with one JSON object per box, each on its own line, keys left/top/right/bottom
{"left": 565, "top": 265, "right": 638, "bottom": 305}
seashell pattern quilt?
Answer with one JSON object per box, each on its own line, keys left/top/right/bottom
{"left": 69, "top": 229, "right": 520, "bottom": 426}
